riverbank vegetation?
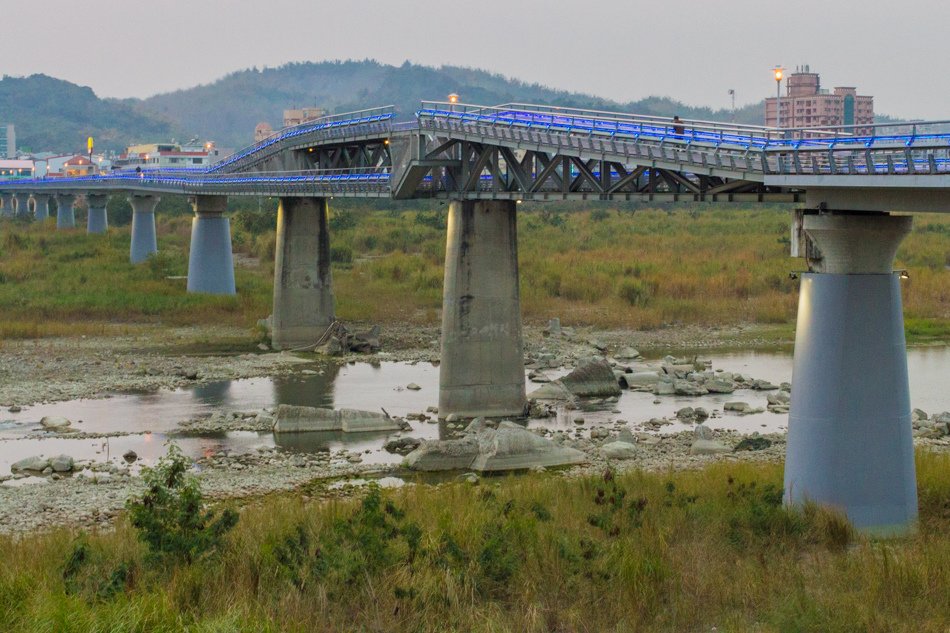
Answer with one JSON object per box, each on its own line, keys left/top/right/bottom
{"left": 1, "top": 450, "right": 948, "bottom": 631}
{"left": 1, "top": 200, "right": 948, "bottom": 342}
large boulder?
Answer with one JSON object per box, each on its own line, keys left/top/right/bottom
{"left": 40, "top": 416, "right": 71, "bottom": 430}
{"left": 705, "top": 378, "right": 735, "bottom": 394}
{"left": 471, "top": 422, "right": 587, "bottom": 472}
{"left": 558, "top": 359, "right": 623, "bottom": 398}
{"left": 50, "top": 455, "right": 75, "bottom": 472}
{"left": 11, "top": 456, "right": 51, "bottom": 472}
{"left": 273, "top": 405, "right": 402, "bottom": 433}
{"left": 674, "top": 380, "right": 708, "bottom": 396}
{"left": 403, "top": 436, "right": 479, "bottom": 471}
{"left": 600, "top": 441, "right": 640, "bottom": 460}
{"left": 689, "top": 439, "right": 732, "bottom": 455}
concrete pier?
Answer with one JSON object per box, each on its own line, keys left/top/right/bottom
{"left": 271, "top": 197, "right": 335, "bottom": 349}
{"left": 32, "top": 194, "right": 51, "bottom": 222}
{"left": 129, "top": 195, "right": 160, "bottom": 263}
{"left": 187, "top": 195, "right": 235, "bottom": 295}
{"left": 55, "top": 194, "right": 76, "bottom": 229}
{"left": 785, "top": 212, "right": 917, "bottom": 535}
{"left": 439, "top": 200, "right": 526, "bottom": 419}
{"left": 86, "top": 194, "right": 109, "bottom": 234}
{"left": 14, "top": 193, "right": 31, "bottom": 219}
{"left": 0, "top": 193, "right": 13, "bottom": 218}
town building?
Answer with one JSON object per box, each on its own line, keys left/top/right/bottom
{"left": 62, "top": 155, "right": 96, "bottom": 177}
{"left": 111, "top": 141, "right": 224, "bottom": 171}
{"left": 0, "top": 125, "right": 16, "bottom": 158}
{"left": 283, "top": 107, "right": 328, "bottom": 128}
{"left": 254, "top": 122, "right": 274, "bottom": 142}
{"left": 764, "top": 66, "right": 873, "bottom": 132}
{"left": 0, "top": 159, "right": 33, "bottom": 180}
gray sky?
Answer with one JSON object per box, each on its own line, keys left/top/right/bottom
{"left": 6, "top": 0, "right": 948, "bottom": 119}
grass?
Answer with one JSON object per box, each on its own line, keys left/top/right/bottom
{"left": 1, "top": 450, "right": 949, "bottom": 632}
{"left": 1, "top": 203, "right": 949, "bottom": 343}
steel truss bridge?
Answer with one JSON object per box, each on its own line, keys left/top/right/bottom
{"left": 5, "top": 101, "right": 950, "bottom": 211}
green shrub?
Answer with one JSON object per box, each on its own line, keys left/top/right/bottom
{"left": 126, "top": 445, "right": 238, "bottom": 564}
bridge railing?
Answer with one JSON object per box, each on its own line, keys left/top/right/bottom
{"left": 208, "top": 106, "right": 396, "bottom": 173}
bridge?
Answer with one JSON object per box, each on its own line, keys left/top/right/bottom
{"left": 3, "top": 100, "right": 948, "bottom": 536}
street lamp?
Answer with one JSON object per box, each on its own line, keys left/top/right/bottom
{"left": 447, "top": 93, "right": 459, "bottom": 104}
{"left": 773, "top": 67, "right": 784, "bottom": 129}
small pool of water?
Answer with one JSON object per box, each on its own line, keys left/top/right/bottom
{"left": 1, "top": 347, "right": 948, "bottom": 476}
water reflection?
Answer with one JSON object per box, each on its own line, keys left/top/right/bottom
{"left": 191, "top": 381, "right": 233, "bottom": 405}
{"left": 271, "top": 363, "right": 340, "bottom": 408}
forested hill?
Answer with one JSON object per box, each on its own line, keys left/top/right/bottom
{"left": 0, "top": 74, "right": 174, "bottom": 153}
{"left": 140, "top": 60, "right": 765, "bottom": 148}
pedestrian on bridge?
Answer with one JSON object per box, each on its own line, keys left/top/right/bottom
{"left": 672, "top": 115, "right": 685, "bottom": 135}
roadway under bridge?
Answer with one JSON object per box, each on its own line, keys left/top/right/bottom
{"left": 3, "top": 101, "right": 949, "bottom": 535}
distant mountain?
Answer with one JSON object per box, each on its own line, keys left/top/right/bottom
{"left": 0, "top": 74, "right": 175, "bottom": 153}
{"left": 140, "top": 60, "right": 766, "bottom": 149}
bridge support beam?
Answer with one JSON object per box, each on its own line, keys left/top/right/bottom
{"left": 785, "top": 212, "right": 917, "bottom": 535}
{"left": 86, "top": 194, "right": 109, "bottom": 234}
{"left": 439, "top": 200, "right": 526, "bottom": 419}
{"left": 55, "top": 194, "right": 76, "bottom": 229}
{"left": 129, "top": 195, "right": 160, "bottom": 263}
{"left": 187, "top": 195, "right": 235, "bottom": 295}
{"left": 0, "top": 193, "right": 13, "bottom": 218}
{"left": 271, "top": 197, "right": 335, "bottom": 349}
{"left": 32, "top": 194, "right": 51, "bottom": 222}
{"left": 14, "top": 193, "right": 31, "bottom": 219}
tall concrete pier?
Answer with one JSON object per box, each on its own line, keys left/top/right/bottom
{"left": 187, "top": 195, "right": 235, "bottom": 295}
{"left": 32, "top": 194, "right": 50, "bottom": 222}
{"left": 271, "top": 197, "right": 335, "bottom": 349}
{"left": 14, "top": 193, "right": 31, "bottom": 219}
{"left": 55, "top": 194, "right": 76, "bottom": 229}
{"left": 0, "top": 193, "right": 13, "bottom": 218}
{"left": 129, "top": 195, "right": 160, "bottom": 263}
{"left": 784, "top": 212, "right": 917, "bottom": 535}
{"left": 86, "top": 194, "right": 109, "bottom": 234}
{"left": 439, "top": 200, "right": 526, "bottom": 419}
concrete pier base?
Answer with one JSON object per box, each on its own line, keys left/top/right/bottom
{"left": 32, "top": 194, "right": 51, "bottom": 222}
{"left": 14, "top": 193, "right": 31, "bottom": 219}
{"left": 0, "top": 193, "right": 13, "bottom": 218}
{"left": 439, "top": 200, "right": 526, "bottom": 419}
{"left": 129, "top": 195, "right": 160, "bottom": 263}
{"left": 271, "top": 197, "right": 335, "bottom": 349}
{"left": 187, "top": 195, "right": 235, "bottom": 295}
{"left": 56, "top": 194, "right": 76, "bottom": 229}
{"left": 86, "top": 194, "right": 109, "bottom": 234}
{"left": 785, "top": 213, "right": 917, "bottom": 535}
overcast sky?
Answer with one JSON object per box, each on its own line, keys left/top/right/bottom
{"left": 5, "top": 0, "right": 948, "bottom": 119}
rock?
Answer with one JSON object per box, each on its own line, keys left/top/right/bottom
{"left": 689, "top": 439, "right": 732, "bottom": 455}
{"left": 558, "top": 358, "right": 623, "bottom": 398}
{"left": 673, "top": 380, "right": 708, "bottom": 396}
{"left": 8, "top": 405, "right": 21, "bottom": 413}
{"left": 601, "top": 441, "right": 640, "bottom": 460}
{"left": 11, "top": 456, "right": 51, "bottom": 472}
{"left": 676, "top": 407, "right": 696, "bottom": 422}
{"left": 911, "top": 408, "right": 928, "bottom": 422}
{"left": 573, "top": 417, "right": 585, "bottom": 425}
{"left": 349, "top": 325, "right": 382, "bottom": 353}
{"left": 625, "top": 371, "right": 662, "bottom": 389}
{"left": 50, "top": 455, "right": 74, "bottom": 472}
{"left": 123, "top": 450, "right": 138, "bottom": 464}
{"left": 384, "top": 437, "right": 422, "bottom": 455}
{"left": 545, "top": 318, "right": 562, "bottom": 337}
{"left": 315, "top": 336, "right": 346, "bottom": 356}
{"left": 184, "top": 371, "right": 199, "bottom": 380}
{"left": 653, "top": 380, "right": 675, "bottom": 396}
{"left": 615, "top": 347, "right": 641, "bottom": 360}
{"left": 471, "top": 421, "right": 587, "bottom": 472}
{"left": 766, "top": 391, "right": 791, "bottom": 406}
{"left": 704, "top": 378, "right": 735, "bottom": 394}
{"left": 734, "top": 437, "right": 773, "bottom": 451}
{"left": 724, "top": 402, "right": 752, "bottom": 413}
{"left": 694, "top": 407, "right": 710, "bottom": 422}
{"left": 403, "top": 436, "right": 480, "bottom": 471}
{"left": 273, "top": 405, "right": 402, "bottom": 433}
{"left": 41, "top": 466, "right": 53, "bottom": 475}
{"left": 445, "top": 413, "right": 459, "bottom": 423}
{"left": 590, "top": 427, "right": 610, "bottom": 440}
{"left": 40, "top": 416, "right": 71, "bottom": 430}
{"left": 257, "top": 343, "right": 270, "bottom": 351}
{"left": 406, "top": 383, "right": 422, "bottom": 391}
{"left": 694, "top": 424, "right": 715, "bottom": 440}
{"left": 751, "top": 379, "right": 779, "bottom": 391}
{"left": 458, "top": 472, "right": 480, "bottom": 484}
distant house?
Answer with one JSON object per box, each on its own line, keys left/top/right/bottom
{"left": 254, "top": 122, "right": 274, "bottom": 142}
{"left": 112, "top": 142, "right": 223, "bottom": 171}
{"left": 0, "top": 159, "right": 34, "bottom": 180}
{"left": 283, "top": 107, "right": 327, "bottom": 128}
{"left": 62, "top": 155, "right": 96, "bottom": 177}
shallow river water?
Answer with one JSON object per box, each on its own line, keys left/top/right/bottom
{"left": 2, "top": 347, "right": 949, "bottom": 477}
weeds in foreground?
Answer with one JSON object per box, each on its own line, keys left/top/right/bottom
{"left": 2, "top": 453, "right": 949, "bottom": 632}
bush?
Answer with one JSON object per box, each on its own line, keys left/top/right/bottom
{"left": 617, "top": 278, "right": 653, "bottom": 307}
{"left": 126, "top": 445, "right": 238, "bottom": 564}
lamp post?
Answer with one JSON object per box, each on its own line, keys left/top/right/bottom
{"left": 773, "top": 67, "right": 784, "bottom": 129}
